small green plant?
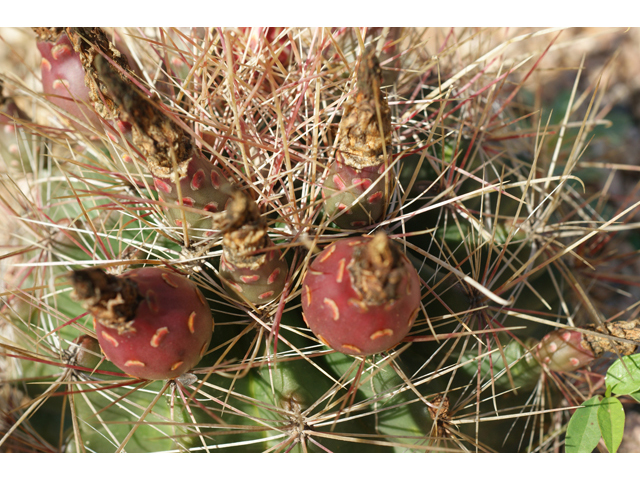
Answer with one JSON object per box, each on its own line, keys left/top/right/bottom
{"left": 565, "top": 353, "right": 640, "bottom": 453}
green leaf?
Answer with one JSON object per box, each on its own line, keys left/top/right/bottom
{"left": 597, "top": 396, "right": 625, "bottom": 453}
{"left": 565, "top": 396, "right": 603, "bottom": 453}
{"left": 630, "top": 392, "right": 640, "bottom": 403}
{"left": 605, "top": 353, "right": 640, "bottom": 396}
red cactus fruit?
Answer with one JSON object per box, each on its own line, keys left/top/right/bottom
{"left": 537, "top": 320, "right": 640, "bottom": 373}
{"left": 216, "top": 191, "right": 289, "bottom": 305}
{"left": 69, "top": 267, "right": 213, "bottom": 380}
{"left": 322, "top": 48, "right": 392, "bottom": 228}
{"left": 301, "top": 232, "right": 421, "bottom": 355}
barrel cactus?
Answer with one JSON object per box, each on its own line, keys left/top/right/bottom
{"left": 1, "top": 27, "right": 640, "bottom": 453}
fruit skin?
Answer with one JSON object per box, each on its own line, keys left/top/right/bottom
{"left": 70, "top": 267, "right": 213, "bottom": 380}
{"left": 35, "top": 29, "right": 101, "bottom": 132}
{"left": 301, "top": 233, "right": 421, "bottom": 355}
{"left": 322, "top": 154, "right": 387, "bottom": 228}
{"left": 220, "top": 246, "right": 288, "bottom": 305}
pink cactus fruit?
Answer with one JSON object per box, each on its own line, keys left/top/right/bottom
{"left": 69, "top": 267, "right": 213, "bottom": 380}
{"left": 536, "top": 330, "right": 596, "bottom": 373}
{"left": 537, "top": 320, "right": 640, "bottom": 373}
{"left": 216, "top": 191, "right": 289, "bottom": 305}
{"left": 323, "top": 47, "right": 392, "bottom": 228}
{"left": 301, "top": 232, "right": 421, "bottom": 355}
{"left": 34, "top": 28, "right": 101, "bottom": 132}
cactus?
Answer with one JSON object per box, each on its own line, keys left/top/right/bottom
{"left": 2, "top": 27, "right": 640, "bottom": 453}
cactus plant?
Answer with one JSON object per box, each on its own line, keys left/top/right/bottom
{"left": 2, "top": 27, "right": 640, "bottom": 454}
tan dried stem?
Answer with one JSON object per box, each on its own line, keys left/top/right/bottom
{"left": 92, "top": 53, "right": 194, "bottom": 178}
{"left": 65, "top": 27, "right": 135, "bottom": 120}
{"left": 348, "top": 232, "right": 405, "bottom": 306}
{"left": 31, "top": 27, "right": 65, "bottom": 43}
{"left": 582, "top": 319, "right": 640, "bottom": 357}
{"left": 68, "top": 268, "right": 141, "bottom": 334}
{"left": 213, "top": 190, "right": 269, "bottom": 270}
{"left": 337, "top": 47, "right": 392, "bottom": 169}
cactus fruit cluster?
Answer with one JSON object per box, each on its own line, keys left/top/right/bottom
{"left": 2, "top": 27, "right": 640, "bottom": 453}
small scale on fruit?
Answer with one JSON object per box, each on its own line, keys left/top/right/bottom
{"left": 301, "top": 232, "right": 421, "bottom": 355}
{"left": 69, "top": 267, "right": 213, "bottom": 380}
